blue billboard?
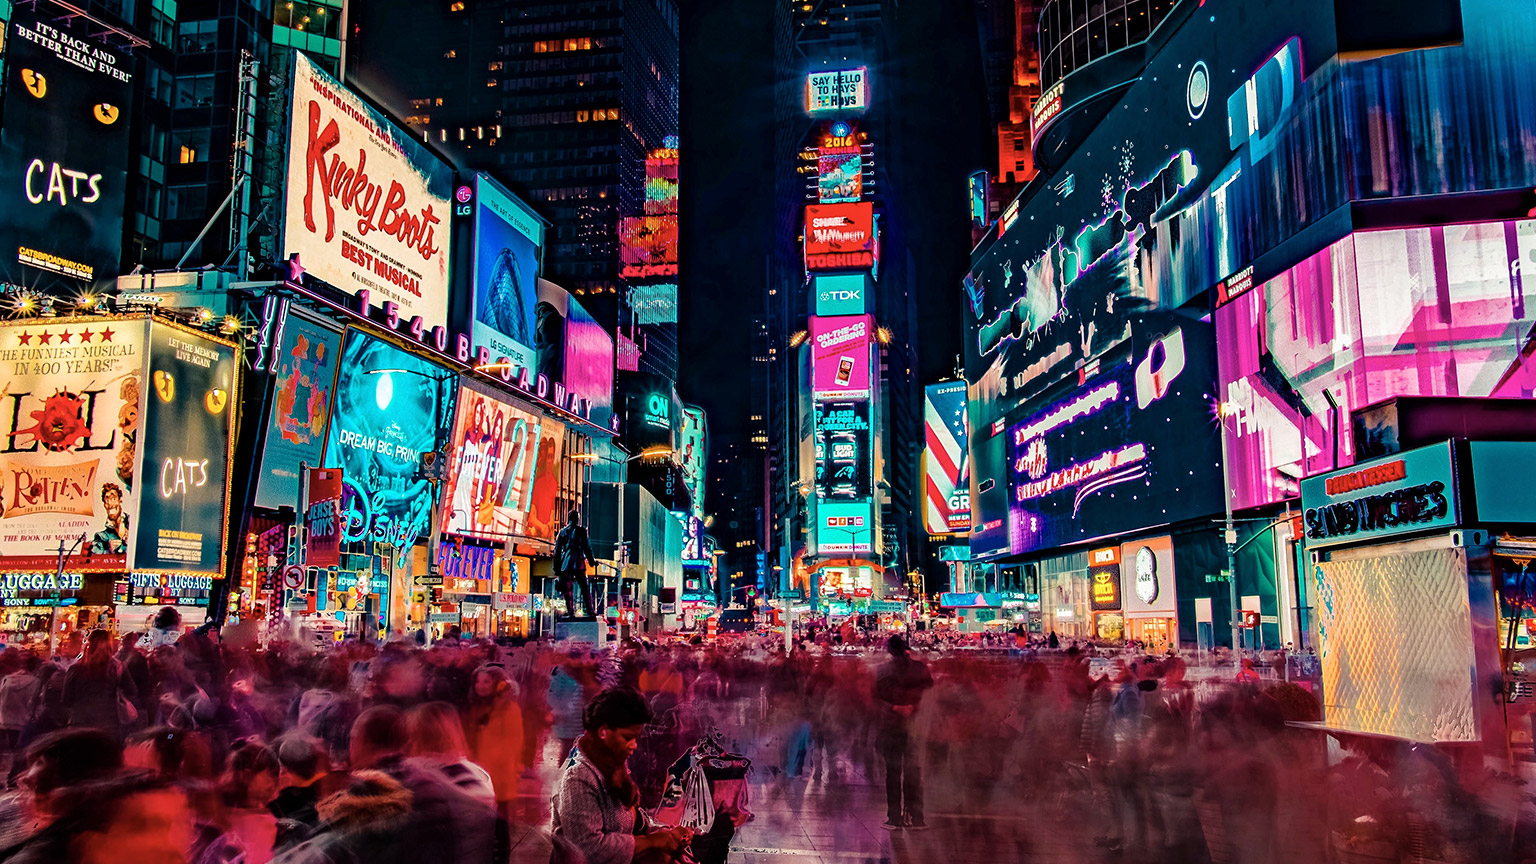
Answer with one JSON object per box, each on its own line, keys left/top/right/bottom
{"left": 471, "top": 174, "right": 543, "bottom": 375}
{"left": 255, "top": 313, "right": 342, "bottom": 510}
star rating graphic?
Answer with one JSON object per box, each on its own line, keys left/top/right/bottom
{"left": 99, "top": 327, "right": 115, "bottom": 342}
{"left": 16, "top": 332, "right": 31, "bottom": 345}
{"left": 36, "top": 332, "right": 52, "bottom": 345}
{"left": 16, "top": 328, "right": 113, "bottom": 345}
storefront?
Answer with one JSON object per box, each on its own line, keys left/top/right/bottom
{"left": 1036, "top": 550, "right": 1091, "bottom": 639}
{"left": 1300, "top": 439, "right": 1528, "bottom": 766}
{"left": 1087, "top": 547, "right": 1123, "bottom": 640}
{"left": 0, "top": 573, "right": 112, "bottom": 646}
{"left": 1119, "top": 535, "right": 1178, "bottom": 652}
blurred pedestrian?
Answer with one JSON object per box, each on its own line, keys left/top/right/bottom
{"left": 872, "top": 635, "right": 933, "bottom": 830}
{"left": 0, "top": 654, "right": 42, "bottom": 785}
{"left": 62, "top": 630, "right": 128, "bottom": 737}
{"left": 404, "top": 702, "right": 495, "bottom": 805}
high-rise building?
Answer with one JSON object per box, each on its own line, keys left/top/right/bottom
{"left": 973, "top": 0, "right": 1042, "bottom": 214}
{"left": 346, "top": 0, "right": 680, "bottom": 334}
{"left": 765, "top": 0, "right": 922, "bottom": 604}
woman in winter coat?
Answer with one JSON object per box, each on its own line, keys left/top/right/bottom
{"left": 465, "top": 664, "right": 524, "bottom": 822}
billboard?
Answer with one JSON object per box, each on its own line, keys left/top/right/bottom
{"left": 323, "top": 330, "right": 452, "bottom": 564}
{"left": 813, "top": 274, "right": 867, "bottom": 317}
{"left": 818, "top": 152, "right": 862, "bottom": 203}
{"left": 630, "top": 283, "right": 678, "bottom": 325}
{"left": 133, "top": 323, "right": 237, "bottom": 575}
{"left": 305, "top": 467, "right": 344, "bottom": 568}
{"left": 470, "top": 174, "right": 542, "bottom": 376}
{"left": 679, "top": 406, "right": 707, "bottom": 514}
{"left": 254, "top": 313, "right": 341, "bottom": 510}
{"left": 999, "top": 316, "right": 1223, "bottom": 557}
{"left": 0, "top": 317, "right": 145, "bottom": 571}
{"left": 284, "top": 53, "right": 452, "bottom": 330}
{"left": 440, "top": 380, "right": 566, "bottom": 543}
{"left": 0, "top": 11, "right": 133, "bottom": 287}
{"left": 623, "top": 372, "right": 677, "bottom": 453}
{"left": 810, "top": 315, "right": 873, "bottom": 399}
{"left": 817, "top": 500, "right": 872, "bottom": 555}
{"left": 562, "top": 293, "right": 614, "bottom": 420}
{"left": 804, "top": 203, "right": 875, "bottom": 271}
{"left": 924, "top": 382, "right": 970, "bottom": 535}
{"left": 618, "top": 216, "right": 678, "bottom": 277}
{"left": 814, "top": 400, "right": 871, "bottom": 501}
{"left": 805, "top": 68, "right": 867, "bottom": 113}
{"left": 1217, "top": 218, "right": 1536, "bottom": 510}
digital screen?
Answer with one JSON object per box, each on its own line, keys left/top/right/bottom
{"left": 284, "top": 54, "right": 452, "bottom": 330}
{"left": 255, "top": 313, "right": 342, "bottom": 510}
{"left": 323, "top": 330, "right": 452, "bottom": 564}
{"left": 0, "top": 318, "right": 146, "bottom": 571}
{"left": 618, "top": 215, "right": 678, "bottom": 276}
{"left": 817, "top": 500, "right": 872, "bottom": 555}
{"left": 810, "top": 314, "right": 873, "bottom": 399}
{"left": 562, "top": 294, "right": 614, "bottom": 422}
{"left": 814, "top": 274, "right": 867, "bottom": 317}
{"left": 471, "top": 174, "right": 542, "bottom": 376}
{"left": 134, "top": 323, "right": 237, "bottom": 575}
{"left": 804, "top": 203, "right": 875, "bottom": 270}
{"left": 1216, "top": 217, "right": 1536, "bottom": 510}
{"left": 924, "top": 382, "right": 970, "bottom": 535}
{"left": 679, "top": 406, "right": 706, "bottom": 514}
{"left": 622, "top": 372, "right": 677, "bottom": 452}
{"left": 1002, "top": 316, "right": 1222, "bottom": 556}
{"left": 814, "top": 400, "right": 871, "bottom": 501}
{"left": 630, "top": 283, "right": 679, "bottom": 325}
{"left": 805, "top": 67, "right": 868, "bottom": 113}
{"left": 818, "top": 152, "right": 862, "bottom": 203}
{"left": 0, "top": 11, "right": 133, "bottom": 288}
{"left": 441, "top": 380, "right": 565, "bottom": 543}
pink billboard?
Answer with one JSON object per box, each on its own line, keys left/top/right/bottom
{"left": 811, "top": 315, "right": 873, "bottom": 399}
{"left": 1217, "top": 217, "right": 1536, "bottom": 511}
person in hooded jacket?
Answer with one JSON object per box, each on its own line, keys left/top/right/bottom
{"left": 466, "top": 664, "right": 524, "bottom": 823}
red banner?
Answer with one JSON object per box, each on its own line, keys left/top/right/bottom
{"left": 305, "top": 468, "right": 343, "bottom": 567}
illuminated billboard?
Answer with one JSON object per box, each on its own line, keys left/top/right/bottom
{"left": 323, "top": 330, "right": 453, "bottom": 566}
{"left": 134, "top": 323, "right": 237, "bottom": 576}
{"left": 629, "top": 283, "right": 678, "bottom": 325}
{"left": 813, "top": 274, "right": 867, "bottom": 317}
{"left": 993, "top": 316, "right": 1222, "bottom": 557}
{"left": 470, "top": 174, "right": 543, "bottom": 377}
{"left": 818, "top": 152, "right": 862, "bottom": 203}
{"left": 817, "top": 500, "right": 872, "bottom": 555}
{"left": 441, "top": 380, "right": 566, "bottom": 544}
{"left": 254, "top": 312, "right": 342, "bottom": 510}
{"left": 284, "top": 54, "right": 452, "bottom": 331}
{"left": 1217, "top": 217, "right": 1536, "bottom": 510}
{"left": 814, "top": 400, "right": 871, "bottom": 501}
{"left": 679, "top": 406, "right": 707, "bottom": 514}
{"left": 0, "top": 317, "right": 146, "bottom": 571}
{"left": 0, "top": 11, "right": 132, "bottom": 287}
{"left": 804, "top": 203, "right": 875, "bottom": 271}
{"left": 923, "top": 382, "right": 970, "bottom": 535}
{"left": 805, "top": 67, "right": 867, "bottom": 114}
{"left": 534, "top": 279, "right": 614, "bottom": 422}
{"left": 810, "top": 315, "right": 873, "bottom": 399}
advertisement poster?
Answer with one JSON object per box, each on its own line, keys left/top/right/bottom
{"left": 0, "top": 11, "right": 133, "bottom": 288}
{"left": 305, "top": 467, "right": 343, "bottom": 567}
{"left": 630, "top": 283, "right": 679, "bottom": 325}
{"left": 534, "top": 279, "right": 568, "bottom": 385}
{"left": 132, "top": 323, "right": 237, "bottom": 575}
{"left": 323, "top": 330, "right": 450, "bottom": 565}
{"left": 255, "top": 313, "right": 341, "bottom": 510}
{"left": 679, "top": 406, "right": 707, "bottom": 513}
{"left": 441, "top": 381, "right": 565, "bottom": 543}
{"left": 0, "top": 317, "right": 145, "bottom": 570}
{"left": 818, "top": 152, "right": 862, "bottom": 203}
{"left": 810, "top": 315, "right": 873, "bottom": 399}
{"left": 924, "top": 381, "right": 970, "bottom": 535}
{"left": 814, "top": 400, "right": 871, "bottom": 501}
{"left": 804, "top": 203, "right": 874, "bottom": 270}
{"left": 805, "top": 67, "right": 867, "bottom": 113}
{"left": 814, "top": 274, "right": 867, "bottom": 317}
{"left": 1119, "top": 535, "right": 1176, "bottom": 616}
{"left": 471, "top": 174, "right": 542, "bottom": 375}
{"left": 284, "top": 54, "right": 452, "bottom": 330}
{"left": 562, "top": 294, "right": 614, "bottom": 422}
{"left": 1002, "top": 317, "right": 1222, "bottom": 556}
{"left": 817, "top": 500, "right": 872, "bottom": 555}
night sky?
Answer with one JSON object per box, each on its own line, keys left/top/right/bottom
{"left": 678, "top": 0, "right": 992, "bottom": 444}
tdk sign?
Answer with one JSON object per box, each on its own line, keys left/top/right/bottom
{"left": 814, "top": 274, "right": 868, "bottom": 316}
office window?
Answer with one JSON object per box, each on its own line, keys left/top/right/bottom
{"left": 178, "top": 19, "right": 217, "bottom": 52}
{"left": 450, "top": 1, "right": 465, "bottom": 10}
{"left": 174, "top": 73, "right": 216, "bottom": 108}
{"left": 172, "top": 127, "right": 211, "bottom": 163}
{"left": 166, "top": 185, "right": 208, "bottom": 220}
{"left": 444, "top": 49, "right": 457, "bottom": 59}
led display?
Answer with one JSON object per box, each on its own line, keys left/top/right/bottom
{"left": 679, "top": 406, "right": 706, "bottom": 514}
{"left": 0, "top": 11, "right": 133, "bottom": 288}
{"left": 805, "top": 68, "right": 868, "bottom": 114}
{"left": 818, "top": 152, "right": 862, "bottom": 203}
{"left": 470, "top": 174, "right": 542, "bottom": 377}
{"left": 814, "top": 274, "right": 867, "bottom": 317}
{"left": 630, "top": 283, "right": 679, "bottom": 325}
{"left": 810, "top": 314, "right": 873, "bottom": 399}
{"left": 255, "top": 312, "right": 342, "bottom": 510}
{"left": 0, "top": 317, "right": 146, "bottom": 571}
{"left": 284, "top": 54, "right": 452, "bottom": 330}
{"left": 998, "top": 315, "right": 1222, "bottom": 557}
{"left": 804, "top": 203, "right": 875, "bottom": 271}
{"left": 814, "top": 400, "right": 871, "bottom": 501}
{"left": 924, "top": 382, "right": 970, "bottom": 535}
{"left": 440, "top": 380, "right": 565, "bottom": 544}
{"left": 1216, "top": 217, "right": 1536, "bottom": 510}
{"left": 817, "top": 500, "right": 873, "bottom": 555}
{"left": 562, "top": 293, "right": 615, "bottom": 422}
{"left": 134, "top": 323, "right": 237, "bottom": 575}
{"left": 323, "top": 330, "right": 452, "bottom": 566}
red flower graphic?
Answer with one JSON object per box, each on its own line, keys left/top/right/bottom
{"left": 12, "top": 391, "right": 90, "bottom": 452}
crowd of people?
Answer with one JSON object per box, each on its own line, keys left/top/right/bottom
{"left": 0, "top": 608, "right": 1530, "bottom": 864}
